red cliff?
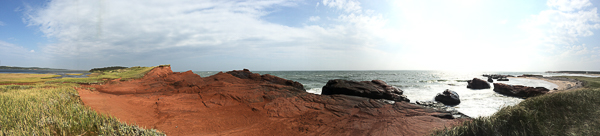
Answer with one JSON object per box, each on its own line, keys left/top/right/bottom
{"left": 77, "top": 66, "right": 467, "bottom": 136}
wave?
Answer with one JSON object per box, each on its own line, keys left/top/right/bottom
{"left": 306, "top": 88, "right": 322, "bottom": 95}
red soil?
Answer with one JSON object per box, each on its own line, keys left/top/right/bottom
{"left": 77, "top": 66, "right": 466, "bottom": 136}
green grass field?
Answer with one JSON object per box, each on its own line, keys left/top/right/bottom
{"left": 0, "top": 66, "right": 165, "bottom": 135}
{"left": 432, "top": 76, "right": 600, "bottom": 136}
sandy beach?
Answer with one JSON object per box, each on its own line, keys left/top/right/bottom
{"left": 509, "top": 77, "right": 582, "bottom": 92}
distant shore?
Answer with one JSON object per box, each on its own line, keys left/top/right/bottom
{"left": 510, "top": 76, "right": 582, "bottom": 92}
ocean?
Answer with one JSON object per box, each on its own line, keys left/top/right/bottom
{"left": 0, "top": 69, "right": 591, "bottom": 117}
{"left": 196, "top": 70, "right": 595, "bottom": 117}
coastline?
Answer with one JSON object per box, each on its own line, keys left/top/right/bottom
{"left": 509, "top": 76, "right": 582, "bottom": 92}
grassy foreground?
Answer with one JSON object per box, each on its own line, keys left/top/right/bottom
{"left": 0, "top": 66, "right": 165, "bottom": 135}
{"left": 432, "top": 76, "right": 600, "bottom": 136}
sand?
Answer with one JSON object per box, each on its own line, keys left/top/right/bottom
{"left": 509, "top": 77, "right": 581, "bottom": 92}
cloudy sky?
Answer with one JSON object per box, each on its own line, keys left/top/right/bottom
{"left": 1, "top": 0, "right": 599, "bottom": 71}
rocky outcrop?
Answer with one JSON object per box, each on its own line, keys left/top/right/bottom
{"left": 321, "top": 79, "right": 410, "bottom": 102}
{"left": 435, "top": 89, "right": 460, "bottom": 105}
{"left": 493, "top": 83, "right": 549, "bottom": 98}
{"left": 77, "top": 66, "right": 467, "bottom": 136}
{"left": 517, "top": 74, "right": 543, "bottom": 77}
{"left": 467, "top": 78, "right": 491, "bottom": 89}
{"left": 497, "top": 78, "right": 509, "bottom": 81}
{"left": 483, "top": 74, "right": 514, "bottom": 79}
{"left": 415, "top": 101, "right": 470, "bottom": 119}
{"left": 487, "top": 78, "right": 493, "bottom": 82}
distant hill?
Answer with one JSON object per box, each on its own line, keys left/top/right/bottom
{"left": 0, "top": 66, "right": 67, "bottom": 70}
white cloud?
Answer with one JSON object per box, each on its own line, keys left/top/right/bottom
{"left": 0, "top": 21, "right": 5, "bottom": 26}
{"left": 522, "top": 0, "right": 600, "bottom": 70}
{"left": 30, "top": 50, "right": 35, "bottom": 53}
{"left": 523, "top": 0, "right": 600, "bottom": 45}
{"left": 23, "top": 0, "right": 388, "bottom": 70}
{"left": 322, "top": 0, "right": 362, "bottom": 13}
{"left": 309, "top": 16, "right": 320, "bottom": 21}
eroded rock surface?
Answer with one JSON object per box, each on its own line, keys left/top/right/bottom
{"left": 493, "top": 83, "right": 549, "bottom": 98}
{"left": 321, "top": 79, "right": 410, "bottom": 102}
{"left": 434, "top": 89, "right": 460, "bottom": 105}
{"left": 77, "top": 66, "right": 466, "bottom": 136}
{"left": 467, "top": 78, "right": 491, "bottom": 89}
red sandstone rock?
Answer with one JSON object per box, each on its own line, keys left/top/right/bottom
{"left": 467, "top": 78, "right": 490, "bottom": 89}
{"left": 77, "top": 66, "right": 467, "bottom": 136}
{"left": 493, "top": 83, "right": 549, "bottom": 98}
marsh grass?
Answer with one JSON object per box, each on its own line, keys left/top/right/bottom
{"left": 65, "top": 73, "right": 84, "bottom": 76}
{"left": 0, "top": 73, "right": 61, "bottom": 84}
{"left": 0, "top": 85, "right": 164, "bottom": 135}
{"left": 432, "top": 76, "right": 600, "bottom": 136}
{"left": 47, "top": 66, "right": 156, "bottom": 84}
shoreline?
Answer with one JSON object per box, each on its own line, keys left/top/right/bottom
{"left": 509, "top": 76, "right": 582, "bottom": 92}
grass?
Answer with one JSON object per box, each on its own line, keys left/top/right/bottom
{"left": 0, "top": 65, "right": 167, "bottom": 135}
{"left": 65, "top": 73, "right": 84, "bottom": 76}
{"left": 0, "top": 85, "right": 164, "bottom": 135}
{"left": 432, "top": 76, "right": 600, "bottom": 136}
{"left": 47, "top": 66, "right": 157, "bottom": 84}
{"left": 0, "top": 73, "right": 61, "bottom": 84}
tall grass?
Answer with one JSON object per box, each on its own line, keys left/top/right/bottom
{"left": 0, "top": 84, "right": 164, "bottom": 135}
{"left": 432, "top": 76, "right": 600, "bottom": 136}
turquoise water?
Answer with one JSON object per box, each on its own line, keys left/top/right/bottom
{"left": 196, "top": 70, "right": 584, "bottom": 117}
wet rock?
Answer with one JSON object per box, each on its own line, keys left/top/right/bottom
{"left": 497, "top": 78, "right": 509, "bottom": 81}
{"left": 434, "top": 89, "right": 460, "bottom": 105}
{"left": 467, "top": 78, "right": 490, "bottom": 89}
{"left": 487, "top": 78, "right": 493, "bottom": 83}
{"left": 321, "top": 79, "right": 409, "bottom": 102}
{"left": 414, "top": 101, "right": 470, "bottom": 119}
{"left": 493, "top": 83, "right": 549, "bottom": 98}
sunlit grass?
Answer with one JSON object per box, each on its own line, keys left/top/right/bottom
{"left": 65, "top": 73, "right": 84, "bottom": 76}
{"left": 47, "top": 66, "right": 158, "bottom": 84}
{"left": 0, "top": 73, "right": 61, "bottom": 84}
{"left": 0, "top": 85, "right": 164, "bottom": 135}
{"left": 432, "top": 76, "right": 600, "bottom": 136}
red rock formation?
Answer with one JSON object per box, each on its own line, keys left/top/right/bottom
{"left": 467, "top": 78, "right": 490, "bottom": 89}
{"left": 493, "top": 83, "right": 549, "bottom": 98}
{"left": 77, "top": 66, "right": 467, "bottom": 136}
{"left": 321, "top": 79, "right": 410, "bottom": 102}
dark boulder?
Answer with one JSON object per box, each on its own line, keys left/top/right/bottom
{"left": 493, "top": 83, "right": 549, "bottom": 98}
{"left": 467, "top": 78, "right": 491, "bottom": 89}
{"left": 434, "top": 89, "right": 460, "bottom": 105}
{"left": 487, "top": 78, "right": 493, "bottom": 83}
{"left": 497, "top": 78, "right": 509, "bottom": 81}
{"left": 322, "top": 79, "right": 409, "bottom": 102}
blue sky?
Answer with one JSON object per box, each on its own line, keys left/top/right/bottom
{"left": 1, "top": 0, "right": 599, "bottom": 71}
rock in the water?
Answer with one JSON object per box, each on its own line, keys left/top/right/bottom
{"left": 487, "top": 78, "right": 493, "bottom": 83}
{"left": 435, "top": 89, "right": 460, "bottom": 105}
{"left": 493, "top": 83, "right": 549, "bottom": 98}
{"left": 415, "top": 101, "right": 470, "bottom": 119}
{"left": 497, "top": 78, "right": 509, "bottom": 81}
{"left": 322, "top": 79, "right": 409, "bottom": 102}
{"left": 467, "top": 78, "right": 491, "bottom": 89}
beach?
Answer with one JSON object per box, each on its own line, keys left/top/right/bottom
{"left": 509, "top": 76, "right": 582, "bottom": 92}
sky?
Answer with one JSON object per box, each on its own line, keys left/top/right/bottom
{"left": 0, "top": 0, "right": 599, "bottom": 72}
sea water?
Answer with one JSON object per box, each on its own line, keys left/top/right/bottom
{"left": 196, "top": 70, "right": 591, "bottom": 117}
